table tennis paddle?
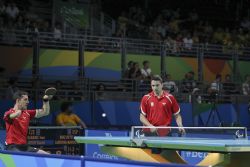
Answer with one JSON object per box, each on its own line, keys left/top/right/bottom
{"left": 45, "top": 87, "right": 57, "bottom": 96}
{"left": 43, "top": 87, "right": 57, "bottom": 101}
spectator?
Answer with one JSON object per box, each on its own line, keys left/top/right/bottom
{"left": 96, "top": 83, "right": 108, "bottom": 100}
{"left": 123, "top": 60, "right": 133, "bottom": 78}
{"left": 223, "top": 74, "right": 238, "bottom": 95}
{"left": 15, "top": 15, "right": 24, "bottom": 30}
{"left": 223, "top": 74, "right": 237, "bottom": 103}
{"left": 54, "top": 80, "right": 65, "bottom": 100}
{"left": 5, "top": 3, "right": 19, "bottom": 20}
{"left": 117, "top": 11, "right": 128, "bottom": 37}
{"left": 54, "top": 24, "right": 62, "bottom": 40}
{"left": 68, "top": 80, "right": 84, "bottom": 101}
{"left": 242, "top": 74, "right": 250, "bottom": 95}
{"left": 56, "top": 102, "right": 87, "bottom": 128}
{"left": 141, "top": 60, "right": 152, "bottom": 80}
{"left": 208, "top": 74, "right": 223, "bottom": 102}
{"left": 182, "top": 71, "right": 199, "bottom": 94}
{"left": 162, "top": 74, "right": 178, "bottom": 94}
{"left": 183, "top": 33, "right": 193, "bottom": 50}
{"left": 128, "top": 62, "right": 142, "bottom": 79}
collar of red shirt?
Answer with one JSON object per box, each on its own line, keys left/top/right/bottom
{"left": 150, "top": 91, "right": 168, "bottom": 99}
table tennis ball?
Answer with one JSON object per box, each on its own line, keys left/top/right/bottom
{"left": 102, "top": 113, "right": 106, "bottom": 117}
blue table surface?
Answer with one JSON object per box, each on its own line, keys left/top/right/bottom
{"left": 75, "top": 136, "right": 250, "bottom": 152}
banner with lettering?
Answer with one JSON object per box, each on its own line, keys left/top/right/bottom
{"left": 55, "top": 0, "right": 89, "bottom": 28}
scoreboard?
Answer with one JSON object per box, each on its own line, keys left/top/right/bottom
{"left": 27, "top": 126, "right": 83, "bottom": 155}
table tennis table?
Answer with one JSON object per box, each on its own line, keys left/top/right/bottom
{"left": 75, "top": 136, "right": 250, "bottom": 167}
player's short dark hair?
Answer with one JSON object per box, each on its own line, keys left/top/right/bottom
{"left": 151, "top": 75, "right": 163, "bottom": 83}
{"left": 61, "top": 102, "right": 73, "bottom": 112}
{"left": 13, "top": 90, "right": 28, "bottom": 100}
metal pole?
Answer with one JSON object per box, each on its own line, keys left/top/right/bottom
{"left": 121, "top": 37, "right": 126, "bottom": 78}
{"left": 32, "top": 35, "right": 39, "bottom": 76}
{"left": 160, "top": 42, "right": 166, "bottom": 77}
{"left": 32, "top": 34, "right": 39, "bottom": 109}
{"left": 78, "top": 40, "right": 85, "bottom": 79}
{"left": 232, "top": 48, "right": 239, "bottom": 81}
{"left": 198, "top": 44, "right": 204, "bottom": 81}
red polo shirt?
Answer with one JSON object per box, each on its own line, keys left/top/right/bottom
{"left": 3, "top": 108, "right": 36, "bottom": 145}
{"left": 140, "top": 91, "right": 180, "bottom": 135}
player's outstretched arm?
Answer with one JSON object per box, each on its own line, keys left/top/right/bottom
{"left": 35, "top": 95, "right": 52, "bottom": 118}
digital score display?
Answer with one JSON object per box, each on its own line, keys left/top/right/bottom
{"left": 27, "top": 126, "right": 83, "bottom": 155}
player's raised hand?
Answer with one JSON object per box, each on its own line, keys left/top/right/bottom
{"left": 43, "top": 87, "right": 57, "bottom": 101}
{"left": 43, "top": 95, "right": 53, "bottom": 100}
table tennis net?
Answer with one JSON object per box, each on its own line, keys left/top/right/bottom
{"left": 131, "top": 126, "right": 248, "bottom": 140}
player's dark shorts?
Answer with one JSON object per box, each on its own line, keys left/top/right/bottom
{"left": 5, "top": 144, "right": 39, "bottom": 153}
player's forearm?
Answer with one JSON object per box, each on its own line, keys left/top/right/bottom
{"left": 140, "top": 114, "right": 153, "bottom": 126}
{"left": 175, "top": 114, "right": 183, "bottom": 127}
{"left": 42, "top": 101, "right": 50, "bottom": 116}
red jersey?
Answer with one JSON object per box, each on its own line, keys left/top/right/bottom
{"left": 140, "top": 91, "right": 180, "bottom": 126}
{"left": 3, "top": 108, "right": 36, "bottom": 145}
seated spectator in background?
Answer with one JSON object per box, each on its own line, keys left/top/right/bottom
{"left": 242, "top": 74, "right": 250, "bottom": 95}
{"left": 68, "top": 80, "right": 84, "bottom": 101}
{"left": 5, "top": 77, "right": 19, "bottom": 99}
{"left": 5, "top": 3, "right": 19, "bottom": 20}
{"left": 54, "top": 80, "right": 66, "bottom": 100}
{"left": 123, "top": 60, "right": 133, "bottom": 78}
{"left": 128, "top": 62, "right": 142, "bottom": 80}
{"left": 222, "top": 74, "right": 237, "bottom": 103}
{"left": 96, "top": 83, "right": 108, "bottom": 100}
{"left": 183, "top": 33, "right": 193, "bottom": 50}
{"left": 56, "top": 102, "right": 87, "bottom": 128}
{"left": 162, "top": 73, "right": 178, "bottom": 94}
{"left": 54, "top": 24, "right": 62, "bottom": 41}
{"left": 208, "top": 74, "right": 223, "bottom": 102}
{"left": 182, "top": 71, "right": 199, "bottom": 94}
{"left": 223, "top": 74, "right": 238, "bottom": 95}
{"left": 141, "top": 60, "right": 152, "bottom": 80}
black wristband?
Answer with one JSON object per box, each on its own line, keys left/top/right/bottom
{"left": 43, "top": 98, "right": 49, "bottom": 102}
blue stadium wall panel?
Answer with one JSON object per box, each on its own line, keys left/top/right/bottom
{"left": 21, "top": 67, "right": 121, "bottom": 80}
{"left": 0, "top": 100, "right": 249, "bottom": 127}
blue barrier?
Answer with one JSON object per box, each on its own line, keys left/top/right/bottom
{"left": 1, "top": 100, "right": 249, "bottom": 127}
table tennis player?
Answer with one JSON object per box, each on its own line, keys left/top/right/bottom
{"left": 3, "top": 89, "right": 55, "bottom": 153}
{"left": 140, "top": 75, "right": 185, "bottom": 136}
